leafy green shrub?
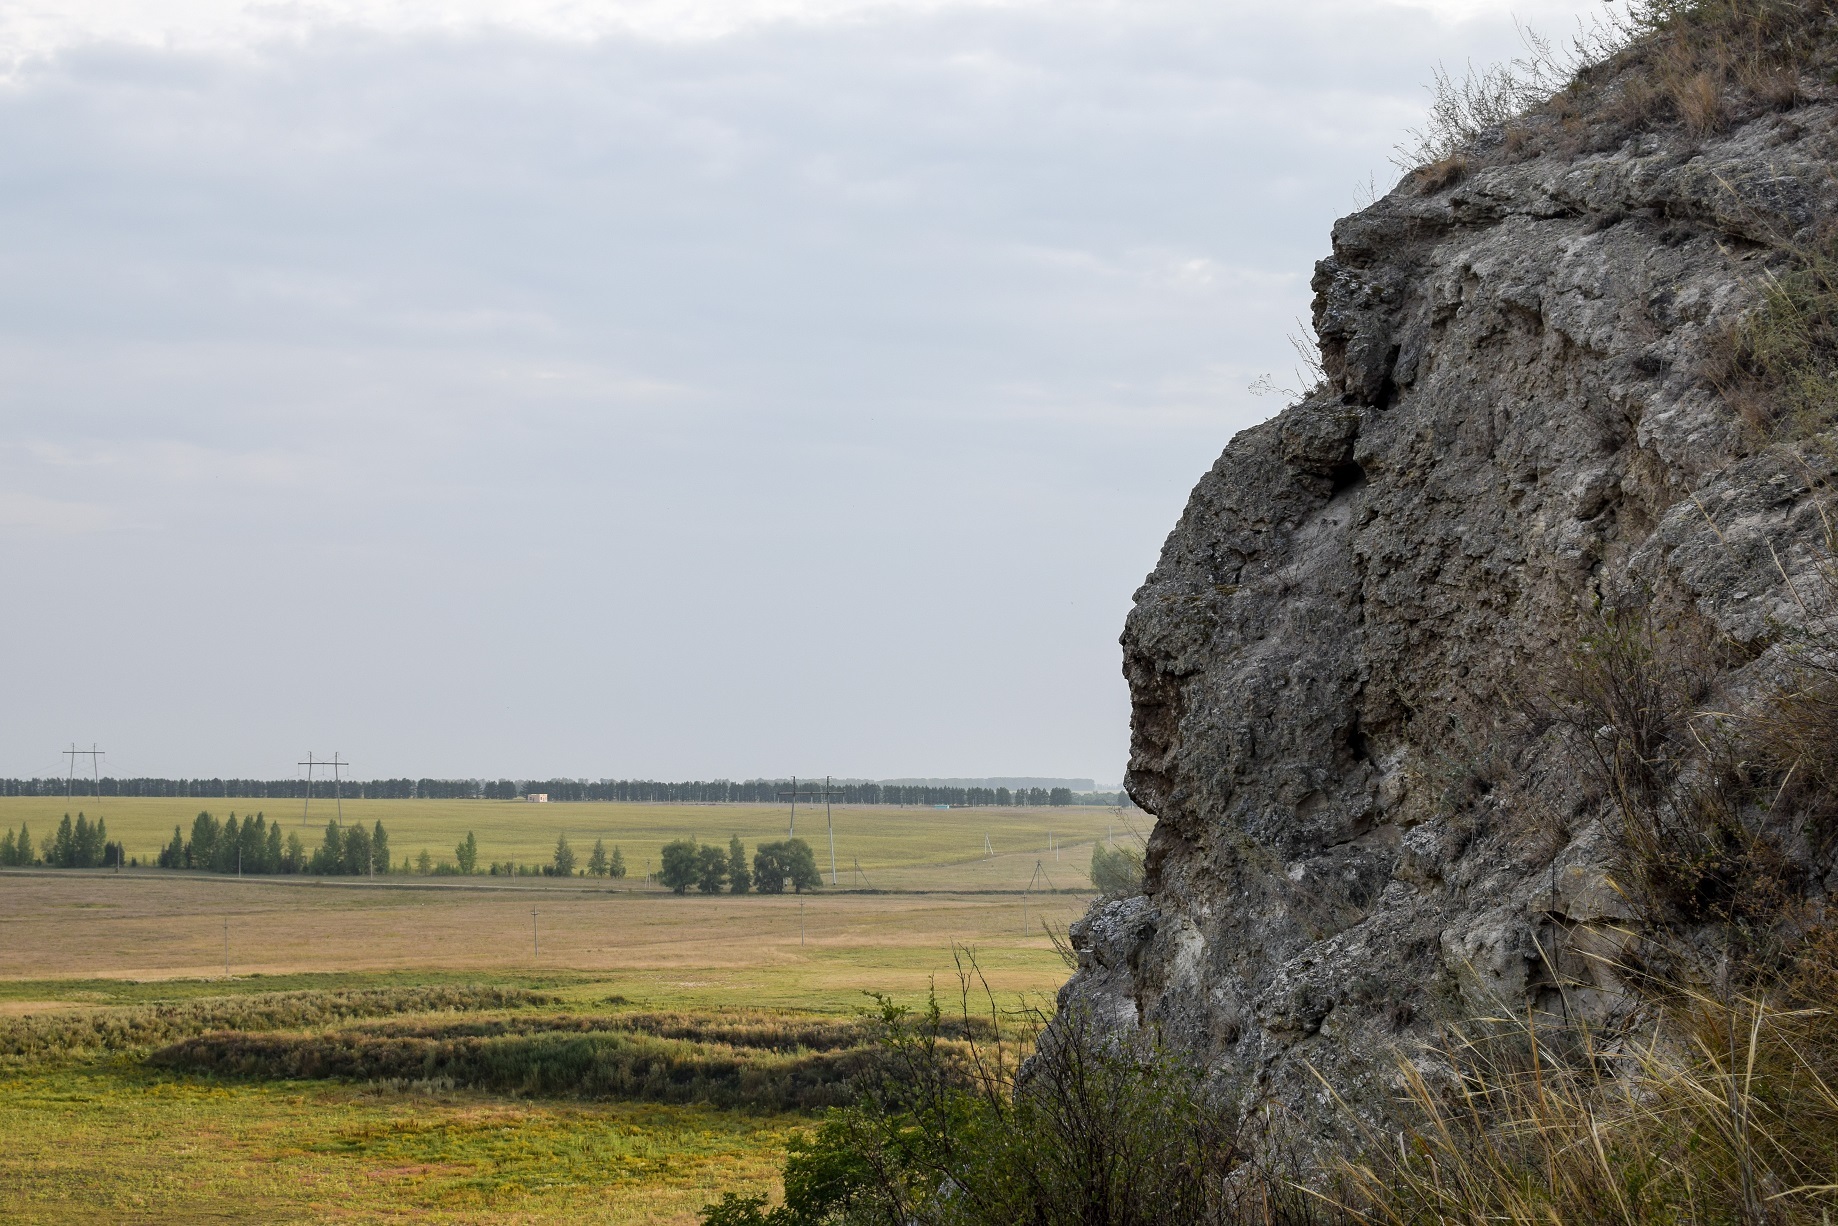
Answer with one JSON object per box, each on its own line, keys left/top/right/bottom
{"left": 1089, "top": 842, "right": 1143, "bottom": 898}
{"left": 702, "top": 969, "right": 1313, "bottom": 1226}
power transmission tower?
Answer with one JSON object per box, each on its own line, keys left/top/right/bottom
{"left": 298, "top": 752, "right": 348, "bottom": 828}
{"left": 63, "top": 743, "right": 104, "bottom": 802}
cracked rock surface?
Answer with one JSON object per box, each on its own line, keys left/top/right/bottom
{"left": 1060, "top": 97, "right": 1838, "bottom": 1151}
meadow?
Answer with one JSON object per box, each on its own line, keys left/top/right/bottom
{"left": 0, "top": 800, "right": 1126, "bottom": 1223}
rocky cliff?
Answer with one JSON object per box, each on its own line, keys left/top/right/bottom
{"left": 1063, "top": 21, "right": 1838, "bottom": 1155}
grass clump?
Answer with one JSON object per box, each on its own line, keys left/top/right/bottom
{"left": 1709, "top": 235, "right": 1838, "bottom": 439}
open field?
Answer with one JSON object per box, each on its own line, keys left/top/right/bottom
{"left": 0, "top": 797, "right": 1139, "bottom": 890}
{"left": 0, "top": 871, "right": 1092, "bottom": 998}
{"left": 0, "top": 797, "right": 1104, "bottom": 1224}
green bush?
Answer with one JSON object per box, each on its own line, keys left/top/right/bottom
{"left": 1089, "top": 842, "right": 1143, "bottom": 898}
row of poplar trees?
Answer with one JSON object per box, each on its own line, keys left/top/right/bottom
{"left": 156, "top": 812, "right": 392, "bottom": 876}
{"left": 0, "top": 814, "right": 125, "bottom": 868}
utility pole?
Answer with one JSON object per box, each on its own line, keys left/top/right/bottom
{"left": 1022, "top": 860, "right": 1056, "bottom": 937}
{"left": 532, "top": 910, "right": 539, "bottom": 957}
{"left": 223, "top": 917, "right": 230, "bottom": 978}
{"left": 777, "top": 776, "right": 818, "bottom": 837}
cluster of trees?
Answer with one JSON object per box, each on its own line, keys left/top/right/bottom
{"left": 657, "top": 835, "right": 821, "bottom": 895}
{"left": 0, "top": 814, "right": 125, "bottom": 868}
{"left": 0, "top": 777, "right": 1135, "bottom": 808}
{"left": 154, "top": 812, "right": 391, "bottom": 876}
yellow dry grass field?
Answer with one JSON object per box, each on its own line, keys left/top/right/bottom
{"left": 0, "top": 871, "right": 1092, "bottom": 1001}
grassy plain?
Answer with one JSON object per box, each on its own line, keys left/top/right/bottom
{"left": 0, "top": 802, "right": 1124, "bottom": 1223}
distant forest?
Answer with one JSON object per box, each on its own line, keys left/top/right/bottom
{"left": 0, "top": 778, "right": 1133, "bottom": 808}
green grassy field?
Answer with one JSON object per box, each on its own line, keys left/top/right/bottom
{"left": 0, "top": 797, "right": 1138, "bottom": 891}
{"left": 0, "top": 801, "right": 1128, "bottom": 1223}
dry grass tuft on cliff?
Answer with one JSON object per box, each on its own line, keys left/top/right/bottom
{"left": 1398, "top": 0, "right": 1838, "bottom": 176}
{"left": 1341, "top": 966, "right": 1838, "bottom": 1226}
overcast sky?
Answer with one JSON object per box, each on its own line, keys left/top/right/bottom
{"left": 0, "top": 0, "right": 1602, "bottom": 783}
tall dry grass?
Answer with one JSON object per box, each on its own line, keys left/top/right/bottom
{"left": 1336, "top": 959, "right": 1838, "bottom": 1225}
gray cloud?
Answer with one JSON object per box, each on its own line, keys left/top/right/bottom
{"left": 0, "top": 1, "right": 1597, "bottom": 780}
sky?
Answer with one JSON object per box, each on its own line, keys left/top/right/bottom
{"left": 0, "top": 0, "right": 1604, "bottom": 784}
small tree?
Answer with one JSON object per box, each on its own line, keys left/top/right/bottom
{"left": 659, "top": 838, "right": 700, "bottom": 894}
{"left": 609, "top": 845, "right": 627, "bottom": 879}
{"left": 727, "top": 835, "right": 750, "bottom": 894}
{"left": 53, "top": 814, "right": 75, "bottom": 869}
{"left": 752, "top": 839, "right": 819, "bottom": 894}
{"left": 696, "top": 844, "right": 729, "bottom": 894}
{"left": 783, "top": 838, "right": 821, "bottom": 893}
{"left": 15, "top": 823, "right": 31, "bottom": 866}
{"left": 189, "top": 811, "right": 218, "bottom": 869}
{"left": 553, "top": 833, "right": 577, "bottom": 877}
{"left": 753, "top": 842, "right": 787, "bottom": 894}
{"left": 341, "top": 822, "right": 372, "bottom": 875}
{"left": 310, "top": 820, "right": 343, "bottom": 875}
{"left": 1, "top": 828, "right": 16, "bottom": 866}
{"left": 282, "top": 831, "right": 306, "bottom": 873}
{"left": 371, "top": 822, "right": 390, "bottom": 874}
{"left": 455, "top": 831, "right": 479, "bottom": 874}
{"left": 587, "top": 838, "right": 609, "bottom": 877}
{"left": 416, "top": 848, "right": 433, "bottom": 875}
{"left": 213, "top": 814, "right": 241, "bottom": 874}
{"left": 1091, "top": 843, "right": 1144, "bottom": 897}
{"left": 264, "top": 822, "right": 283, "bottom": 873}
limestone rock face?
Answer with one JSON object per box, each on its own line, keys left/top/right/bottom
{"left": 1062, "top": 100, "right": 1838, "bottom": 1149}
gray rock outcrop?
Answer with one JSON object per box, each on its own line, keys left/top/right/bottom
{"left": 1061, "top": 76, "right": 1838, "bottom": 1152}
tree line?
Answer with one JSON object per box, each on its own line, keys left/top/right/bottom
{"left": 0, "top": 777, "right": 1134, "bottom": 808}
{"left": 153, "top": 812, "right": 392, "bottom": 876}
{"left": 0, "top": 814, "right": 126, "bottom": 868}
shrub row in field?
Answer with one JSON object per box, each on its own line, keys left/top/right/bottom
{"left": 148, "top": 1026, "right": 873, "bottom": 1110}
{"left": 347, "top": 1009, "right": 993, "bottom": 1051}
{"left": 0, "top": 985, "right": 551, "bottom": 1060}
